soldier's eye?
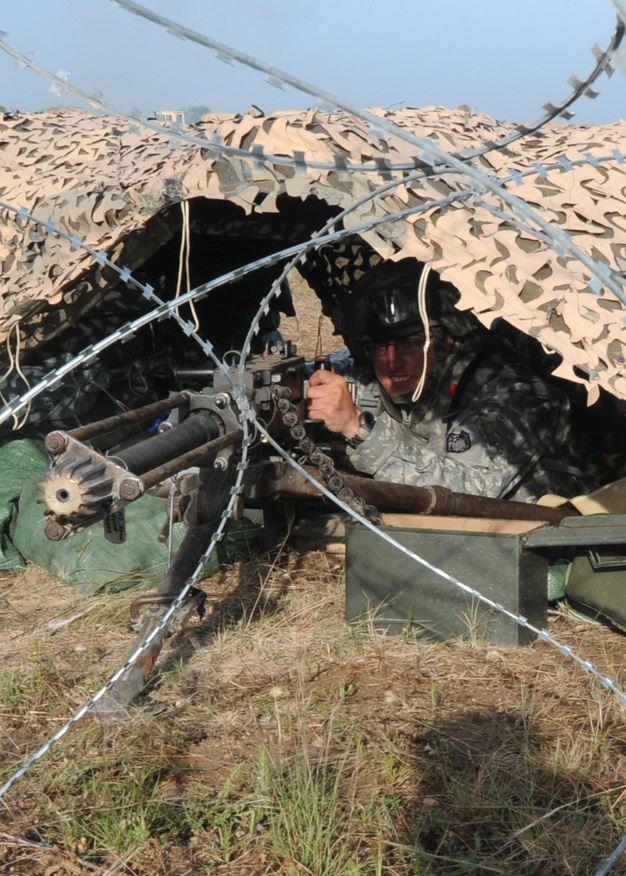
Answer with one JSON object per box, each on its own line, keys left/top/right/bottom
{"left": 397, "top": 336, "right": 426, "bottom": 353}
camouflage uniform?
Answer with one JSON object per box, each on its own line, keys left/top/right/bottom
{"left": 347, "top": 339, "right": 595, "bottom": 502}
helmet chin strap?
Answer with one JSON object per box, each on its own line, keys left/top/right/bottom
{"left": 411, "top": 264, "right": 433, "bottom": 403}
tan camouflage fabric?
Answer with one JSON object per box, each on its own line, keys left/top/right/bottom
{"left": 1, "top": 105, "right": 625, "bottom": 403}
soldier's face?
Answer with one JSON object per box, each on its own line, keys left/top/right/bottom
{"left": 370, "top": 334, "right": 436, "bottom": 398}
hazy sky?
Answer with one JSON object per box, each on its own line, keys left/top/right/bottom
{"left": 0, "top": 0, "right": 624, "bottom": 125}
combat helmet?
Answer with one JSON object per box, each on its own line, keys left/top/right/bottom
{"left": 331, "top": 257, "right": 473, "bottom": 358}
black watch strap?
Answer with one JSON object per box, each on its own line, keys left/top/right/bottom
{"left": 347, "top": 411, "right": 376, "bottom": 448}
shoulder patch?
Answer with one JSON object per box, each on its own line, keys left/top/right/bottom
{"left": 446, "top": 428, "right": 472, "bottom": 453}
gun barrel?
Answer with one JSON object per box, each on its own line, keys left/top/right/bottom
{"left": 111, "top": 411, "right": 222, "bottom": 476}
{"left": 273, "top": 465, "right": 578, "bottom": 525}
{"left": 139, "top": 429, "right": 243, "bottom": 490}
{"left": 66, "top": 393, "right": 190, "bottom": 442}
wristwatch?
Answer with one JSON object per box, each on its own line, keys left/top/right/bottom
{"left": 347, "top": 411, "right": 376, "bottom": 448}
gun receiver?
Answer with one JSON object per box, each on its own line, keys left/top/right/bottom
{"left": 38, "top": 346, "right": 306, "bottom": 542}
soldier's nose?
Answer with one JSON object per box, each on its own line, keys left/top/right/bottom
{"left": 385, "top": 344, "right": 399, "bottom": 366}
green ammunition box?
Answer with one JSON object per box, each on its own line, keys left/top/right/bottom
{"left": 524, "top": 513, "right": 626, "bottom": 632}
{"left": 345, "top": 515, "right": 548, "bottom": 645}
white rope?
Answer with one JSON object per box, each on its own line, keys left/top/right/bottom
{"left": 175, "top": 199, "right": 200, "bottom": 332}
{"left": 411, "top": 263, "right": 433, "bottom": 404}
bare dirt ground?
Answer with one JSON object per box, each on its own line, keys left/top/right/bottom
{"left": 2, "top": 280, "right": 626, "bottom": 875}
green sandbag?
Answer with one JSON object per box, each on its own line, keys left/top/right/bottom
{"left": 0, "top": 437, "right": 47, "bottom": 571}
{"left": 2, "top": 437, "right": 264, "bottom": 594}
{"left": 15, "top": 479, "right": 187, "bottom": 594}
{"left": 15, "top": 474, "right": 264, "bottom": 594}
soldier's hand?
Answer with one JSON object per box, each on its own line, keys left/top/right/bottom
{"left": 307, "top": 370, "right": 361, "bottom": 439}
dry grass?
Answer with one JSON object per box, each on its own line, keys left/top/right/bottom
{"left": 2, "top": 550, "right": 626, "bottom": 875}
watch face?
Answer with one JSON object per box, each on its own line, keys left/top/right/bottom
{"left": 348, "top": 412, "right": 376, "bottom": 448}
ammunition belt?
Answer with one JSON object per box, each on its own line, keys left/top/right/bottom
{"left": 272, "top": 389, "right": 382, "bottom": 527}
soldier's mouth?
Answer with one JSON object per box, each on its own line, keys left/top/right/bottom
{"left": 390, "top": 374, "right": 413, "bottom": 386}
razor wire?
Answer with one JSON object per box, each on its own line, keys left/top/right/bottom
{"left": 0, "top": 186, "right": 484, "bottom": 803}
{"left": 0, "top": 7, "right": 621, "bottom": 215}
{"left": 0, "top": 4, "right": 622, "bottom": 692}
{"left": 3, "top": 135, "right": 626, "bottom": 424}
{"left": 595, "top": 834, "right": 626, "bottom": 876}
{"left": 110, "top": 0, "right": 626, "bottom": 160}
{"left": 0, "top": 429, "right": 249, "bottom": 799}
{"left": 3, "top": 136, "right": 626, "bottom": 424}
{"left": 2, "top": 22, "right": 619, "bottom": 674}
{"left": 0, "top": 0, "right": 626, "bottom": 170}
{"left": 0, "top": 190, "right": 478, "bottom": 426}
{"left": 2, "top": 20, "right": 624, "bottom": 178}
{"left": 257, "top": 423, "right": 626, "bottom": 702}
{"left": 2, "top": 164, "right": 622, "bottom": 433}
{"left": 0, "top": 194, "right": 456, "bottom": 797}
{"left": 0, "top": 34, "right": 491, "bottom": 176}
{"left": 238, "top": 145, "right": 626, "bottom": 376}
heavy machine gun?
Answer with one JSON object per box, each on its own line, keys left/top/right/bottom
{"left": 37, "top": 340, "right": 577, "bottom": 712}
{"left": 38, "top": 342, "right": 306, "bottom": 542}
{"left": 36, "top": 341, "right": 370, "bottom": 712}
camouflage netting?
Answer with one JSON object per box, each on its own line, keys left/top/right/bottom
{"left": 1, "top": 105, "right": 626, "bottom": 403}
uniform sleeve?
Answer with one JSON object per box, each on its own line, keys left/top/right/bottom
{"left": 348, "top": 411, "right": 512, "bottom": 497}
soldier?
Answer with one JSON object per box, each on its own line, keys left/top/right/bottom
{"left": 306, "top": 257, "right": 595, "bottom": 502}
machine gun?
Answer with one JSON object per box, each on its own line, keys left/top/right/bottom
{"left": 37, "top": 340, "right": 577, "bottom": 713}
{"left": 39, "top": 342, "right": 307, "bottom": 543}
{"left": 37, "top": 341, "right": 371, "bottom": 712}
